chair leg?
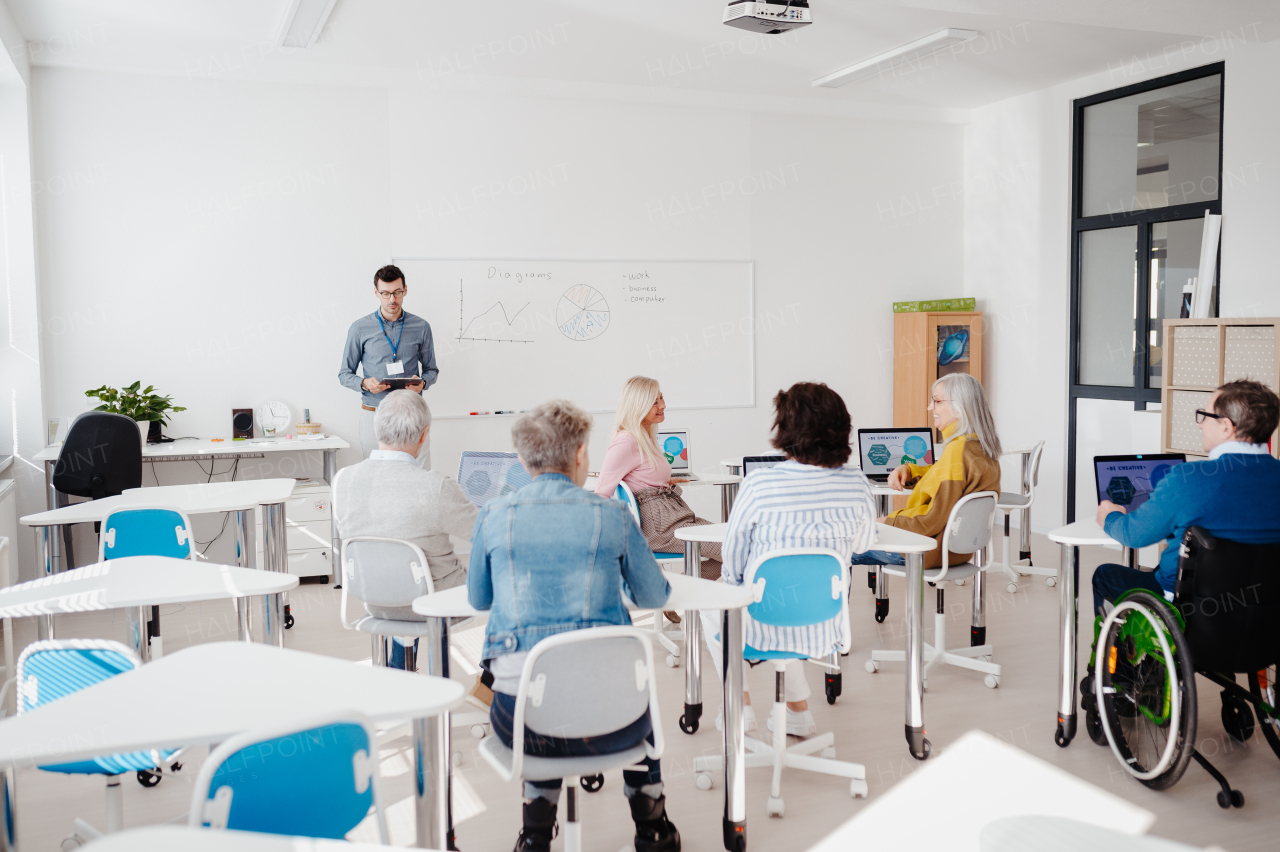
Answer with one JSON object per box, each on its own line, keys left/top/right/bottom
{"left": 564, "top": 780, "right": 582, "bottom": 852}
{"left": 767, "top": 666, "right": 786, "bottom": 816}
{"left": 371, "top": 634, "right": 388, "bottom": 667}
{"left": 105, "top": 775, "right": 123, "bottom": 833}
{"left": 971, "top": 564, "right": 986, "bottom": 648}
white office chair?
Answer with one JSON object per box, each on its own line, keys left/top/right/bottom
{"left": 615, "top": 481, "right": 687, "bottom": 668}
{"left": 866, "top": 491, "right": 1002, "bottom": 689}
{"left": 993, "top": 440, "right": 1049, "bottom": 592}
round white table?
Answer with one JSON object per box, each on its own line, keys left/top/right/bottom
{"left": 411, "top": 574, "right": 751, "bottom": 851}
{"left": 54, "top": 825, "right": 408, "bottom": 851}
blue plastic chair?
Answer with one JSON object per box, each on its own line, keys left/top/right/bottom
{"left": 614, "top": 482, "right": 684, "bottom": 665}
{"left": 16, "top": 639, "right": 179, "bottom": 844}
{"left": 693, "top": 548, "right": 866, "bottom": 816}
{"left": 189, "top": 712, "right": 388, "bottom": 842}
{"left": 99, "top": 505, "right": 194, "bottom": 661}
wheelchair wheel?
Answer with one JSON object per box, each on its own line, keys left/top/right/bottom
{"left": 1096, "top": 591, "right": 1196, "bottom": 790}
{"left": 1221, "top": 691, "right": 1255, "bottom": 743}
{"left": 1249, "top": 665, "right": 1280, "bottom": 760}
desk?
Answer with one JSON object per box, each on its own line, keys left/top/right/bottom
{"left": 0, "top": 642, "right": 462, "bottom": 850}
{"left": 412, "top": 573, "right": 752, "bottom": 851}
{"left": 0, "top": 555, "right": 298, "bottom": 656}
{"left": 1046, "top": 520, "right": 1121, "bottom": 748}
{"left": 71, "top": 825, "right": 417, "bottom": 852}
{"left": 684, "top": 474, "right": 742, "bottom": 523}
{"left": 34, "top": 435, "right": 349, "bottom": 581}
{"left": 21, "top": 479, "right": 298, "bottom": 648}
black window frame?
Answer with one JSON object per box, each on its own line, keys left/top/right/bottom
{"left": 1066, "top": 62, "right": 1224, "bottom": 522}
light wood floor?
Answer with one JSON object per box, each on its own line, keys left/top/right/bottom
{"left": 7, "top": 533, "right": 1279, "bottom": 850}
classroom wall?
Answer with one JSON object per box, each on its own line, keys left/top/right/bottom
{"left": 964, "top": 31, "right": 1280, "bottom": 534}
{"left": 28, "top": 66, "right": 966, "bottom": 564}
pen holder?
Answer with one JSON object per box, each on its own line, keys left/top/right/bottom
{"left": 295, "top": 422, "right": 322, "bottom": 435}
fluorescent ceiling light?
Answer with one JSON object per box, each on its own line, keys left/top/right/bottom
{"left": 276, "top": 0, "right": 340, "bottom": 49}
{"left": 812, "top": 28, "right": 978, "bottom": 88}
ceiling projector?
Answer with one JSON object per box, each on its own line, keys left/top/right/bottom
{"left": 723, "top": 1, "right": 811, "bottom": 34}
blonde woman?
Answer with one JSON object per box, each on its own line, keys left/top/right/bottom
{"left": 595, "top": 376, "right": 722, "bottom": 581}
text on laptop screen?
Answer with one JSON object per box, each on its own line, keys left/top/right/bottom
{"left": 858, "top": 429, "right": 935, "bottom": 478}
{"left": 457, "top": 451, "right": 533, "bottom": 506}
{"left": 657, "top": 431, "right": 690, "bottom": 472}
{"left": 1094, "top": 454, "right": 1186, "bottom": 514}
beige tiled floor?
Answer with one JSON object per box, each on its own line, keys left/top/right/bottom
{"left": 7, "top": 534, "right": 1280, "bottom": 850}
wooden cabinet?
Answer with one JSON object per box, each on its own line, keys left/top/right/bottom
{"left": 893, "top": 311, "right": 985, "bottom": 435}
{"left": 1160, "top": 318, "right": 1280, "bottom": 459}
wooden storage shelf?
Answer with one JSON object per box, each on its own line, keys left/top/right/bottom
{"left": 893, "top": 310, "right": 984, "bottom": 436}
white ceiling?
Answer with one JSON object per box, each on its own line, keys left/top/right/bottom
{"left": 5, "top": 1, "right": 1277, "bottom": 112}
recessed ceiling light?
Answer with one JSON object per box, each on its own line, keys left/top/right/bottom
{"left": 812, "top": 28, "right": 978, "bottom": 88}
{"left": 276, "top": 0, "right": 340, "bottom": 49}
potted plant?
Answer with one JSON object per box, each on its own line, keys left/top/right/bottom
{"left": 85, "top": 382, "right": 187, "bottom": 446}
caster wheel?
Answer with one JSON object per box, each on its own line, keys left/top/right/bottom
{"left": 470, "top": 724, "right": 485, "bottom": 739}
{"left": 922, "top": 679, "right": 928, "bottom": 692}
{"left": 766, "top": 796, "right": 784, "bottom": 818}
{"left": 850, "top": 779, "right": 868, "bottom": 798}
{"left": 171, "top": 762, "right": 183, "bottom": 773}
{"left": 451, "top": 751, "right": 463, "bottom": 768}
{"left": 821, "top": 746, "right": 836, "bottom": 759}
{"left": 984, "top": 675, "right": 1000, "bottom": 689}
{"left": 665, "top": 654, "right": 678, "bottom": 668}
{"left": 955, "top": 578, "right": 965, "bottom": 586}
{"left": 1086, "top": 709, "right": 1107, "bottom": 746}
{"left": 1046, "top": 577, "right": 1056, "bottom": 587}
{"left": 284, "top": 613, "right": 295, "bottom": 630}
{"left": 1007, "top": 583, "right": 1018, "bottom": 594}
{"left": 826, "top": 691, "right": 836, "bottom": 705}
{"left": 865, "top": 660, "right": 879, "bottom": 673}
{"left": 1217, "top": 790, "right": 1234, "bottom": 809}
{"left": 1231, "top": 790, "right": 1245, "bottom": 808}
{"left": 61, "top": 835, "right": 86, "bottom": 851}
{"left": 137, "top": 768, "right": 161, "bottom": 788}
{"left": 679, "top": 713, "right": 699, "bottom": 735}
{"left": 874, "top": 598, "right": 889, "bottom": 624}
{"left": 580, "top": 774, "right": 605, "bottom": 793}
{"left": 1221, "top": 692, "right": 1256, "bottom": 743}
{"left": 695, "top": 772, "right": 713, "bottom": 791}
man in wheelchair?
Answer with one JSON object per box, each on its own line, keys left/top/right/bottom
{"left": 1085, "top": 379, "right": 1280, "bottom": 808}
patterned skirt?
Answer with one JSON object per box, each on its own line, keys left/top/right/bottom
{"left": 633, "top": 485, "right": 722, "bottom": 581}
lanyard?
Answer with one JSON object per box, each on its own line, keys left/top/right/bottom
{"left": 375, "top": 311, "right": 404, "bottom": 361}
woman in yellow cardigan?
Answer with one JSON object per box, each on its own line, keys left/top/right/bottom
{"left": 852, "top": 372, "right": 1001, "bottom": 570}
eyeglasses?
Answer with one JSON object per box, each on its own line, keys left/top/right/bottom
{"left": 376, "top": 289, "right": 406, "bottom": 299}
{"left": 1194, "top": 409, "right": 1231, "bottom": 424}
{"left": 929, "top": 397, "right": 949, "bottom": 407}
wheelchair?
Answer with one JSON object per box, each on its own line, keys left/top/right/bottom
{"left": 1081, "top": 526, "right": 1280, "bottom": 809}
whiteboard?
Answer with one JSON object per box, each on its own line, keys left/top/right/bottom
{"left": 394, "top": 259, "right": 754, "bottom": 418}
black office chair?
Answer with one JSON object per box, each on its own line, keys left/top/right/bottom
{"left": 50, "top": 412, "right": 143, "bottom": 570}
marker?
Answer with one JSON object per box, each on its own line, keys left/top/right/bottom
{"left": 469, "top": 411, "right": 492, "bottom": 416}
{"left": 495, "top": 410, "right": 514, "bottom": 414}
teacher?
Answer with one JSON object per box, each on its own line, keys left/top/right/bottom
{"left": 339, "top": 264, "right": 439, "bottom": 468}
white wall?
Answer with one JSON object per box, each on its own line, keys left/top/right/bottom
{"left": 965, "top": 33, "right": 1280, "bottom": 532}
{"left": 30, "top": 67, "right": 965, "bottom": 548}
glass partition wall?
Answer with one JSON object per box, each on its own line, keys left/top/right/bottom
{"left": 1066, "top": 64, "right": 1223, "bottom": 520}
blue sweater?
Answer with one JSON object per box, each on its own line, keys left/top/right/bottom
{"left": 1103, "top": 453, "right": 1280, "bottom": 590}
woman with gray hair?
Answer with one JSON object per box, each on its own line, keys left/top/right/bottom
{"left": 852, "top": 372, "right": 1001, "bottom": 570}
{"left": 468, "top": 399, "right": 682, "bottom": 852}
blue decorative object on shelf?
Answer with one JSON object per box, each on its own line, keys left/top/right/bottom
{"left": 938, "top": 329, "right": 970, "bottom": 366}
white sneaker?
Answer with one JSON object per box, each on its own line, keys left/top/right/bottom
{"left": 767, "top": 709, "right": 817, "bottom": 738}
{"left": 715, "top": 704, "right": 758, "bottom": 733}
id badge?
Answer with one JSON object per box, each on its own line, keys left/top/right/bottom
{"left": 386, "top": 361, "right": 405, "bottom": 376}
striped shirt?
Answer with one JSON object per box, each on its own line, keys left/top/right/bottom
{"left": 722, "top": 460, "right": 878, "bottom": 659}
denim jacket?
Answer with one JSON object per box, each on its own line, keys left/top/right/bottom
{"left": 467, "top": 473, "right": 671, "bottom": 660}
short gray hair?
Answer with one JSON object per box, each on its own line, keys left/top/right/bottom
{"left": 374, "top": 390, "right": 431, "bottom": 447}
{"left": 934, "top": 373, "right": 1002, "bottom": 458}
{"left": 512, "top": 400, "right": 592, "bottom": 473}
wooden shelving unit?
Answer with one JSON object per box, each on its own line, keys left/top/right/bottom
{"left": 1160, "top": 318, "right": 1280, "bottom": 459}
{"left": 893, "top": 311, "right": 985, "bottom": 436}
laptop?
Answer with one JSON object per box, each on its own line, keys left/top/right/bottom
{"left": 457, "top": 451, "right": 533, "bottom": 506}
{"left": 743, "top": 455, "right": 786, "bottom": 477}
{"left": 656, "top": 430, "right": 699, "bottom": 481}
{"left": 857, "top": 428, "right": 936, "bottom": 482}
{"left": 1094, "top": 453, "right": 1187, "bottom": 513}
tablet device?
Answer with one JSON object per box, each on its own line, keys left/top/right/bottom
{"left": 379, "top": 377, "right": 419, "bottom": 391}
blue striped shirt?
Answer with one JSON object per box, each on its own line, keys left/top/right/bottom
{"left": 723, "top": 460, "right": 878, "bottom": 658}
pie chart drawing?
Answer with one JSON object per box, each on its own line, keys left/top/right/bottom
{"left": 557, "top": 286, "right": 610, "bottom": 341}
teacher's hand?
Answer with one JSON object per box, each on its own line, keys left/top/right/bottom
{"left": 362, "top": 377, "right": 390, "bottom": 393}
{"left": 887, "top": 465, "right": 910, "bottom": 492}
{"left": 405, "top": 377, "right": 425, "bottom": 392}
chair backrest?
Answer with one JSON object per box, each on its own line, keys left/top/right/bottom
{"left": 17, "top": 639, "right": 140, "bottom": 714}
{"left": 52, "top": 412, "right": 143, "bottom": 500}
{"left": 743, "top": 549, "right": 852, "bottom": 654}
{"left": 939, "top": 491, "right": 998, "bottom": 578}
{"left": 508, "top": 627, "right": 661, "bottom": 780}
{"left": 1027, "top": 440, "right": 1045, "bottom": 490}
{"left": 339, "top": 537, "right": 433, "bottom": 629}
{"left": 190, "top": 711, "right": 387, "bottom": 843}
{"left": 1174, "top": 525, "right": 1280, "bottom": 672}
{"left": 99, "top": 506, "right": 194, "bottom": 561}
{"left": 615, "top": 482, "right": 642, "bottom": 525}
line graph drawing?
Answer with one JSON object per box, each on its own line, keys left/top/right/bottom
{"left": 457, "top": 279, "right": 534, "bottom": 343}
{"left": 557, "top": 285, "right": 610, "bottom": 341}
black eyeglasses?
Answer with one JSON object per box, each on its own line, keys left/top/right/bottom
{"left": 1194, "top": 409, "right": 1232, "bottom": 425}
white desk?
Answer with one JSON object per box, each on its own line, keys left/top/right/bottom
{"left": 0, "top": 642, "right": 462, "bottom": 850}
{"left": 684, "top": 474, "right": 743, "bottom": 523}
{"left": 808, "top": 730, "right": 1154, "bottom": 852}
{"left": 1046, "top": 520, "right": 1120, "bottom": 748}
{"left": 73, "top": 826, "right": 418, "bottom": 852}
{"left": 412, "top": 572, "right": 751, "bottom": 852}
{"left": 0, "top": 555, "right": 298, "bottom": 655}
{"left": 21, "top": 479, "right": 299, "bottom": 648}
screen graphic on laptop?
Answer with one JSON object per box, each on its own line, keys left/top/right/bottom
{"left": 457, "top": 451, "right": 532, "bottom": 506}
{"left": 1093, "top": 454, "right": 1186, "bottom": 514}
{"left": 658, "top": 431, "right": 690, "bottom": 472}
{"left": 858, "top": 429, "right": 935, "bottom": 479}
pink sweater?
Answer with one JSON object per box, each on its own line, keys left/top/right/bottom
{"left": 594, "top": 431, "right": 672, "bottom": 498}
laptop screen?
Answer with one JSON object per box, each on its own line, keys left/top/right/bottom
{"left": 857, "top": 428, "right": 935, "bottom": 481}
{"left": 743, "top": 455, "right": 786, "bottom": 477}
{"left": 656, "top": 431, "right": 690, "bottom": 473}
{"left": 1094, "top": 454, "right": 1186, "bottom": 514}
{"left": 457, "top": 451, "right": 533, "bottom": 506}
